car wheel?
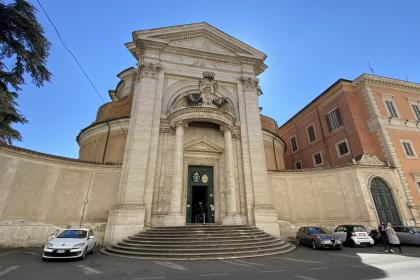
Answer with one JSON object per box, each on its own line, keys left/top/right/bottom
{"left": 296, "top": 238, "right": 301, "bottom": 246}
{"left": 350, "top": 239, "right": 357, "bottom": 248}
{"left": 311, "top": 240, "right": 318, "bottom": 250}
{"left": 80, "top": 248, "right": 87, "bottom": 260}
{"left": 89, "top": 243, "right": 96, "bottom": 254}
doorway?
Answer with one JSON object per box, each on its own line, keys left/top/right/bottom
{"left": 371, "top": 177, "right": 402, "bottom": 225}
{"left": 187, "top": 166, "right": 214, "bottom": 223}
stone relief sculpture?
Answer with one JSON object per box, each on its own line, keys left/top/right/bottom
{"left": 169, "top": 71, "right": 235, "bottom": 115}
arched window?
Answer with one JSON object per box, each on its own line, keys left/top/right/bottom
{"left": 370, "top": 177, "right": 401, "bottom": 225}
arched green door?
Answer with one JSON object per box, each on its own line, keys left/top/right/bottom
{"left": 371, "top": 177, "right": 402, "bottom": 225}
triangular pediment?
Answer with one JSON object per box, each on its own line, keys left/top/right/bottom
{"left": 128, "top": 22, "right": 266, "bottom": 60}
{"left": 169, "top": 34, "right": 236, "bottom": 56}
{"left": 184, "top": 138, "right": 223, "bottom": 153}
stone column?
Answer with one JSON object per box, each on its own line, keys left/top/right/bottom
{"left": 164, "top": 121, "right": 187, "bottom": 226}
{"left": 222, "top": 125, "right": 241, "bottom": 224}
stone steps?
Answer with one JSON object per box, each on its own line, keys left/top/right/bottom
{"left": 102, "top": 225, "right": 295, "bottom": 260}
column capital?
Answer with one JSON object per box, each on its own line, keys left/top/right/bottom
{"left": 240, "top": 75, "right": 261, "bottom": 95}
{"left": 137, "top": 62, "right": 162, "bottom": 80}
{"left": 220, "top": 124, "right": 233, "bottom": 134}
{"left": 172, "top": 120, "right": 188, "bottom": 129}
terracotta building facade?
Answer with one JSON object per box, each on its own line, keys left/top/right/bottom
{"left": 0, "top": 23, "right": 418, "bottom": 247}
{"left": 279, "top": 75, "right": 420, "bottom": 225}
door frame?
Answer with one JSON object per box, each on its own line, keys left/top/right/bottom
{"left": 187, "top": 165, "right": 215, "bottom": 223}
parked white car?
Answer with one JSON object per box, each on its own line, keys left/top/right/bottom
{"left": 42, "top": 228, "right": 96, "bottom": 260}
{"left": 334, "top": 225, "right": 374, "bottom": 247}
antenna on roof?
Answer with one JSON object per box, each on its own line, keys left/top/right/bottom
{"left": 368, "top": 62, "right": 375, "bottom": 75}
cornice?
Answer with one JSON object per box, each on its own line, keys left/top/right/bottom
{"left": 353, "top": 74, "right": 420, "bottom": 93}
{"left": 0, "top": 144, "right": 122, "bottom": 167}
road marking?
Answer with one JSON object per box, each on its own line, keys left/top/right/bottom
{"left": 294, "top": 275, "right": 319, "bottom": 280}
{"left": 24, "top": 252, "right": 38, "bottom": 255}
{"left": 199, "top": 273, "right": 229, "bottom": 277}
{"left": 0, "top": 266, "right": 19, "bottom": 277}
{"left": 231, "top": 259, "right": 264, "bottom": 266}
{"left": 308, "top": 267, "right": 328, "bottom": 270}
{"left": 331, "top": 253, "right": 358, "bottom": 258}
{"left": 133, "top": 277, "right": 166, "bottom": 280}
{"left": 153, "top": 261, "right": 187, "bottom": 271}
{"left": 221, "top": 259, "right": 251, "bottom": 267}
{"left": 258, "top": 269, "right": 286, "bottom": 273}
{"left": 276, "top": 257, "right": 323, "bottom": 264}
{"left": 77, "top": 265, "right": 103, "bottom": 275}
{"left": 350, "top": 265, "right": 367, "bottom": 268}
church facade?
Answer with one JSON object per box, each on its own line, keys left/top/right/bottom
{"left": 0, "top": 23, "right": 417, "bottom": 247}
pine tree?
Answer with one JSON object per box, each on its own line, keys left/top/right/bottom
{"left": 0, "top": 0, "right": 51, "bottom": 144}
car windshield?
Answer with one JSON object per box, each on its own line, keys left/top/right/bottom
{"left": 56, "top": 230, "right": 87, "bottom": 238}
{"left": 353, "top": 226, "right": 367, "bottom": 232}
{"left": 308, "top": 227, "right": 329, "bottom": 234}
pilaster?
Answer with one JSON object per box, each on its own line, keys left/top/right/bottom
{"left": 104, "top": 62, "right": 162, "bottom": 245}
{"left": 240, "top": 76, "right": 280, "bottom": 236}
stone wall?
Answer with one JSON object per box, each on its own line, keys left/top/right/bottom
{"left": 0, "top": 146, "right": 121, "bottom": 247}
{"left": 268, "top": 164, "right": 412, "bottom": 239}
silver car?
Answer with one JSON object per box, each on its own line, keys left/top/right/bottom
{"left": 393, "top": 226, "right": 420, "bottom": 245}
{"left": 296, "top": 226, "right": 342, "bottom": 250}
{"left": 42, "top": 228, "right": 96, "bottom": 260}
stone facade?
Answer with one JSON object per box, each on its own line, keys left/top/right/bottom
{"left": 0, "top": 23, "right": 415, "bottom": 247}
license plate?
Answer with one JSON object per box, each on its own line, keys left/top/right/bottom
{"left": 56, "top": 249, "right": 66, "bottom": 253}
{"left": 359, "top": 233, "right": 367, "bottom": 236}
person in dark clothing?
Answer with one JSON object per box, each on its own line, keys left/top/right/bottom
{"left": 378, "top": 221, "right": 389, "bottom": 252}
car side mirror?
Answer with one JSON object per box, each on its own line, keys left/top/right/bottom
{"left": 410, "top": 230, "right": 415, "bottom": 234}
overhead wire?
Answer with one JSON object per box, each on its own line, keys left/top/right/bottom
{"left": 36, "top": 0, "right": 129, "bottom": 162}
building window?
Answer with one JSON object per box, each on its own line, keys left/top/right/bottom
{"left": 294, "top": 160, "right": 303, "bottom": 170}
{"left": 336, "top": 139, "right": 351, "bottom": 157}
{"left": 327, "top": 109, "right": 342, "bottom": 131}
{"left": 313, "top": 152, "right": 323, "bottom": 166}
{"left": 410, "top": 103, "right": 420, "bottom": 121}
{"left": 401, "top": 140, "right": 417, "bottom": 158}
{"left": 290, "top": 136, "right": 298, "bottom": 152}
{"left": 306, "top": 124, "right": 317, "bottom": 143}
{"left": 384, "top": 99, "right": 399, "bottom": 118}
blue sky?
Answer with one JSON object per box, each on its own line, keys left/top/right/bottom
{"left": 13, "top": 0, "right": 420, "bottom": 158}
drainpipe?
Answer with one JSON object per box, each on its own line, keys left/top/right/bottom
{"left": 102, "top": 122, "right": 111, "bottom": 163}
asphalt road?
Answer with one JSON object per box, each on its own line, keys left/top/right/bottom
{"left": 1, "top": 245, "right": 420, "bottom": 280}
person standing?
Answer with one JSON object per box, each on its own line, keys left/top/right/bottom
{"left": 378, "top": 221, "right": 389, "bottom": 252}
{"left": 385, "top": 223, "right": 403, "bottom": 253}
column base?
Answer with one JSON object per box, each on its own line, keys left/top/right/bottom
{"left": 104, "top": 204, "right": 145, "bottom": 246}
{"left": 222, "top": 212, "right": 243, "bottom": 225}
{"left": 162, "top": 213, "right": 185, "bottom": 227}
{"left": 254, "top": 205, "right": 280, "bottom": 237}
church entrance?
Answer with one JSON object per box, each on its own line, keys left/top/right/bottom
{"left": 187, "top": 166, "right": 214, "bottom": 223}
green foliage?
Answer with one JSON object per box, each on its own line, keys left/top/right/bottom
{"left": 0, "top": 0, "right": 51, "bottom": 144}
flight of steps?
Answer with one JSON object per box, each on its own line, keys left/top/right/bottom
{"left": 102, "top": 224, "right": 295, "bottom": 260}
